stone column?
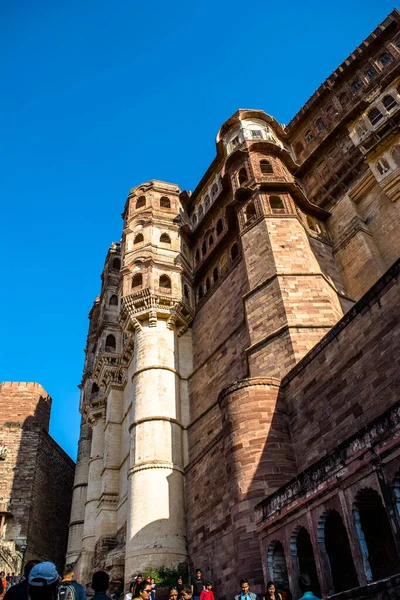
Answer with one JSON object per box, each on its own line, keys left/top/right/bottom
{"left": 78, "top": 408, "right": 105, "bottom": 586}
{"left": 66, "top": 418, "right": 92, "bottom": 565}
{"left": 94, "top": 388, "right": 123, "bottom": 567}
{"left": 125, "top": 317, "right": 187, "bottom": 579}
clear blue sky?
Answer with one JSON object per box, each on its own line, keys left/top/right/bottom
{"left": 0, "top": 0, "right": 395, "bottom": 459}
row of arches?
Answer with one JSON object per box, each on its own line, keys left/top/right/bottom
{"left": 131, "top": 273, "right": 172, "bottom": 291}
{"left": 192, "top": 182, "right": 221, "bottom": 227}
{"left": 267, "top": 487, "right": 400, "bottom": 597}
{"left": 194, "top": 219, "right": 224, "bottom": 264}
{"left": 133, "top": 232, "right": 172, "bottom": 245}
{"left": 197, "top": 242, "right": 239, "bottom": 302}
{"left": 134, "top": 195, "right": 171, "bottom": 210}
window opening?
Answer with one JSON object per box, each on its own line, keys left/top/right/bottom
{"left": 183, "top": 284, "right": 189, "bottom": 299}
{"left": 105, "top": 334, "right": 116, "bottom": 351}
{"left": 316, "top": 118, "right": 325, "bottom": 132}
{"left": 382, "top": 94, "right": 397, "bottom": 111}
{"left": 211, "top": 183, "right": 218, "bottom": 197}
{"left": 195, "top": 249, "right": 200, "bottom": 263}
{"left": 352, "top": 80, "right": 363, "bottom": 92}
{"left": 251, "top": 129, "right": 262, "bottom": 139}
{"left": 198, "top": 285, "right": 203, "bottom": 300}
{"left": 305, "top": 130, "right": 313, "bottom": 144}
{"left": 270, "top": 196, "right": 285, "bottom": 213}
{"left": 238, "top": 168, "right": 248, "bottom": 185}
{"left": 160, "top": 196, "right": 171, "bottom": 208}
{"left": 365, "top": 67, "right": 376, "bottom": 80}
{"left": 204, "top": 195, "right": 210, "bottom": 208}
{"left": 231, "top": 243, "right": 239, "bottom": 261}
{"left": 209, "top": 234, "right": 214, "bottom": 247}
{"left": 368, "top": 108, "right": 384, "bottom": 126}
{"left": 132, "top": 273, "right": 143, "bottom": 289}
{"left": 109, "top": 295, "right": 118, "bottom": 306}
{"left": 260, "top": 159, "right": 273, "bottom": 174}
{"left": 112, "top": 258, "right": 121, "bottom": 270}
{"left": 376, "top": 159, "right": 390, "bottom": 176}
{"left": 134, "top": 233, "right": 144, "bottom": 244}
{"left": 216, "top": 219, "right": 223, "bottom": 235}
{"left": 213, "top": 267, "right": 219, "bottom": 283}
{"left": 379, "top": 52, "right": 392, "bottom": 66}
{"left": 245, "top": 202, "right": 257, "bottom": 222}
{"left": 136, "top": 196, "right": 146, "bottom": 209}
{"left": 159, "top": 275, "right": 171, "bottom": 289}
{"left": 160, "top": 233, "right": 171, "bottom": 244}
{"left": 205, "top": 278, "right": 210, "bottom": 293}
{"left": 202, "top": 241, "right": 207, "bottom": 256}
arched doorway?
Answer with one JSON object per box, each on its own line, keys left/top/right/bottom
{"left": 267, "top": 540, "right": 289, "bottom": 590}
{"left": 354, "top": 488, "right": 400, "bottom": 581}
{"left": 323, "top": 510, "right": 358, "bottom": 592}
{"left": 295, "top": 527, "right": 321, "bottom": 597}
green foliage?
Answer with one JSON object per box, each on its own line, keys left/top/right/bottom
{"left": 142, "top": 563, "right": 189, "bottom": 587}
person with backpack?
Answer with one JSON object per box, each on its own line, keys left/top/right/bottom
{"left": 58, "top": 565, "right": 86, "bottom": 600}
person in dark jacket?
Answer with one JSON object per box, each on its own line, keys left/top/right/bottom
{"left": 60, "top": 565, "right": 86, "bottom": 600}
{"left": 92, "top": 572, "right": 112, "bottom": 600}
{"left": 4, "top": 561, "right": 41, "bottom": 600}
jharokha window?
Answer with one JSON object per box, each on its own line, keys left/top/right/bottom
{"left": 136, "top": 196, "right": 146, "bottom": 209}
{"left": 238, "top": 168, "right": 248, "bottom": 186}
{"left": 260, "top": 159, "right": 273, "bottom": 174}
{"left": 159, "top": 275, "right": 171, "bottom": 289}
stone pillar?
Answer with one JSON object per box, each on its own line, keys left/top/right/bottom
{"left": 94, "top": 388, "right": 123, "bottom": 568}
{"left": 219, "top": 378, "right": 297, "bottom": 596}
{"left": 125, "top": 317, "right": 187, "bottom": 579}
{"left": 78, "top": 409, "right": 105, "bottom": 586}
{"left": 66, "top": 418, "right": 92, "bottom": 564}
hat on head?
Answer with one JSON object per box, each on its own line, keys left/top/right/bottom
{"left": 29, "top": 562, "right": 59, "bottom": 586}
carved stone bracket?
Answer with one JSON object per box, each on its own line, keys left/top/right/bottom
{"left": 122, "top": 290, "right": 194, "bottom": 335}
{"left": 83, "top": 397, "right": 106, "bottom": 427}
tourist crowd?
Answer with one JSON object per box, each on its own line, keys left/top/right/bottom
{"left": 0, "top": 562, "right": 318, "bottom": 600}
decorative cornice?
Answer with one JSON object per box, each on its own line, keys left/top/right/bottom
{"left": 256, "top": 400, "right": 400, "bottom": 525}
{"left": 123, "top": 291, "right": 194, "bottom": 336}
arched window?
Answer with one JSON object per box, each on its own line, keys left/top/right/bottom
{"left": 197, "top": 285, "right": 203, "bottom": 301}
{"left": 132, "top": 273, "right": 143, "bottom": 289}
{"left": 204, "top": 195, "right": 210, "bottom": 208}
{"left": 295, "top": 527, "right": 321, "bottom": 597}
{"left": 245, "top": 202, "right": 256, "bottom": 222}
{"left": 192, "top": 214, "right": 198, "bottom": 226}
{"left": 134, "top": 233, "right": 144, "bottom": 244}
{"left": 198, "top": 205, "right": 204, "bottom": 219}
{"left": 105, "top": 334, "right": 116, "bottom": 351}
{"left": 379, "top": 52, "right": 392, "bottom": 66}
{"left": 354, "top": 488, "right": 400, "bottom": 581}
{"left": 320, "top": 510, "right": 358, "bottom": 594}
{"left": 306, "top": 215, "right": 321, "bottom": 233}
{"left": 195, "top": 249, "right": 200, "bottom": 263}
{"left": 238, "top": 168, "right": 248, "bottom": 186}
{"left": 211, "top": 183, "right": 218, "bottom": 197}
{"left": 91, "top": 383, "right": 99, "bottom": 395}
{"left": 267, "top": 541, "right": 289, "bottom": 590}
{"left": 183, "top": 284, "right": 190, "bottom": 300}
{"left": 209, "top": 235, "right": 214, "bottom": 247}
{"left": 231, "top": 243, "right": 239, "bottom": 261}
{"left": 112, "top": 258, "right": 121, "bottom": 270}
{"left": 202, "top": 241, "right": 207, "bottom": 256}
{"left": 136, "top": 196, "right": 146, "bottom": 209}
{"left": 109, "top": 295, "right": 118, "bottom": 306}
{"left": 305, "top": 130, "right": 313, "bottom": 144}
{"left": 160, "top": 233, "right": 171, "bottom": 244}
{"left": 159, "top": 275, "right": 171, "bottom": 289}
{"left": 220, "top": 255, "right": 228, "bottom": 276}
{"left": 205, "top": 278, "right": 210, "bottom": 293}
{"left": 376, "top": 158, "right": 390, "bottom": 176}
{"left": 213, "top": 267, "right": 219, "bottom": 283}
{"left": 160, "top": 196, "right": 171, "bottom": 208}
{"left": 391, "top": 144, "right": 400, "bottom": 167}
{"left": 382, "top": 95, "right": 397, "bottom": 112}
{"left": 216, "top": 219, "right": 223, "bottom": 235}
{"left": 368, "top": 108, "right": 384, "bottom": 126}
{"left": 316, "top": 118, "right": 325, "bottom": 132}
{"left": 270, "top": 196, "right": 285, "bottom": 212}
{"left": 260, "top": 159, "right": 273, "bottom": 174}
{"left": 294, "top": 142, "right": 304, "bottom": 157}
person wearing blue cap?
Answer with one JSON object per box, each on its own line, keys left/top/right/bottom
{"left": 28, "top": 562, "right": 60, "bottom": 600}
{"left": 297, "top": 575, "right": 321, "bottom": 600}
